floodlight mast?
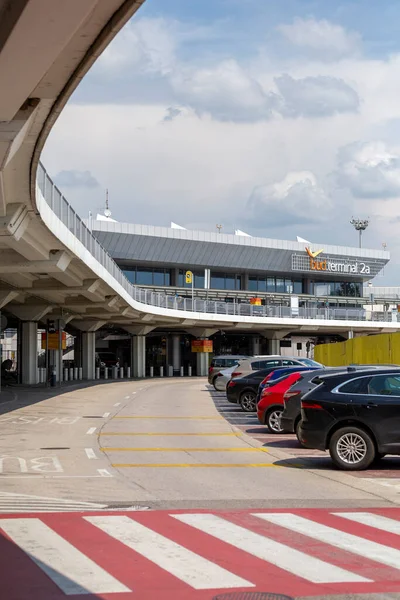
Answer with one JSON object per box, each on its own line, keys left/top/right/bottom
{"left": 350, "top": 217, "right": 369, "bottom": 248}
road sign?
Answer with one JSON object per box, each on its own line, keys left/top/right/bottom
{"left": 41, "top": 332, "right": 66, "bottom": 350}
{"left": 185, "top": 270, "right": 193, "bottom": 284}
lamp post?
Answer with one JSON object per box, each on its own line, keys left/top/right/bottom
{"left": 350, "top": 217, "right": 369, "bottom": 248}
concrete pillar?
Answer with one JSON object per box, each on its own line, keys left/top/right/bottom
{"left": 348, "top": 330, "right": 354, "bottom": 340}
{"left": 196, "top": 352, "right": 209, "bottom": 377}
{"left": 172, "top": 334, "right": 181, "bottom": 374}
{"left": 252, "top": 336, "right": 261, "bottom": 355}
{"left": 269, "top": 338, "right": 281, "bottom": 355}
{"left": 131, "top": 335, "right": 146, "bottom": 378}
{"left": 204, "top": 268, "right": 211, "bottom": 289}
{"left": 21, "top": 322, "right": 38, "bottom": 384}
{"left": 82, "top": 332, "right": 96, "bottom": 380}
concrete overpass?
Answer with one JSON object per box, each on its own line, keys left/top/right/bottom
{"left": 1, "top": 0, "right": 399, "bottom": 383}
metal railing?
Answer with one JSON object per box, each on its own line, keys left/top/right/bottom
{"left": 36, "top": 163, "right": 398, "bottom": 323}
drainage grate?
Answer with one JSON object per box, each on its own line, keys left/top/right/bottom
{"left": 212, "top": 594, "right": 293, "bottom": 600}
{"left": 40, "top": 447, "right": 70, "bottom": 450}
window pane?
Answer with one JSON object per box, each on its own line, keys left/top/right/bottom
{"left": 266, "top": 277, "right": 275, "bottom": 292}
{"left": 123, "top": 270, "right": 136, "bottom": 284}
{"left": 276, "top": 278, "right": 285, "bottom": 293}
{"left": 236, "top": 275, "right": 242, "bottom": 290}
{"left": 165, "top": 271, "right": 171, "bottom": 286}
{"left": 285, "top": 279, "right": 293, "bottom": 294}
{"left": 248, "top": 277, "right": 257, "bottom": 291}
{"left": 368, "top": 375, "right": 400, "bottom": 396}
{"left": 211, "top": 273, "right": 225, "bottom": 289}
{"left": 178, "top": 271, "right": 184, "bottom": 286}
{"left": 340, "top": 377, "right": 370, "bottom": 394}
{"left": 195, "top": 273, "right": 205, "bottom": 288}
{"left": 225, "top": 275, "right": 235, "bottom": 290}
{"left": 293, "top": 280, "right": 303, "bottom": 294}
{"left": 136, "top": 268, "right": 153, "bottom": 285}
{"left": 153, "top": 269, "right": 164, "bottom": 286}
{"left": 258, "top": 278, "right": 266, "bottom": 292}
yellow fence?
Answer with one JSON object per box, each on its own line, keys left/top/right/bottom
{"left": 314, "top": 332, "right": 400, "bottom": 366}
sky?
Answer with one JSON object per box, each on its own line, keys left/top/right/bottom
{"left": 42, "top": 0, "right": 400, "bottom": 284}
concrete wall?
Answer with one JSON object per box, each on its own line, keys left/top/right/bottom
{"left": 314, "top": 332, "right": 400, "bottom": 366}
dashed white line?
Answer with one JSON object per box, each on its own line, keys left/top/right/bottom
{"left": 97, "top": 469, "right": 112, "bottom": 477}
{"left": 114, "top": 403, "right": 121, "bottom": 407}
{"left": 86, "top": 427, "right": 97, "bottom": 435}
{"left": 85, "top": 448, "right": 97, "bottom": 460}
{"left": 102, "top": 412, "right": 110, "bottom": 418}
{"left": 124, "top": 396, "right": 130, "bottom": 400}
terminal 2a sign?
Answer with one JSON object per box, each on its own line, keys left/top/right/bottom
{"left": 305, "top": 247, "right": 371, "bottom": 275}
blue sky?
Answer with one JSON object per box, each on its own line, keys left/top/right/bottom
{"left": 42, "top": 0, "right": 400, "bottom": 283}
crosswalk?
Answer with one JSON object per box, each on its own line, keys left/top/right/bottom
{"left": 0, "top": 491, "right": 107, "bottom": 512}
{"left": 2, "top": 509, "right": 400, "bottom": 598}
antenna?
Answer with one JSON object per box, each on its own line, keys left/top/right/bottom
{"left": 104, "top": 188, "right": 111, "bottom": 218}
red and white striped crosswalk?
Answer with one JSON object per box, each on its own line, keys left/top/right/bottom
{"left": 3, "top": 508, "right": 400, "bottom": 599}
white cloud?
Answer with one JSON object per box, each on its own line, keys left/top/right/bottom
{"left": 246, "top": 171, "right": 331, "bottom": 227}
{"left": 277, "top": 17, "right": 362, "bottom": 60}
{"left": 335, "top": 141, "right": 400, "bottom": 199}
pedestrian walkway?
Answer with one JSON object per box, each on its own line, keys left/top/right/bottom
{"left": 3, "top": 508, "right": 400, "bottom": 599}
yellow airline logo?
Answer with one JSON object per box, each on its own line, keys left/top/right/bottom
{"left": 305, "top": 247, "right": 324, "bottom": 259}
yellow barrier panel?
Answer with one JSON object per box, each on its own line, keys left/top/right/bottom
{"left": 315, "top": 332, "right": 400, "bottom": 366}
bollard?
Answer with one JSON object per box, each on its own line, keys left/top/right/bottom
{"left": 37, "top": 368, "right": 40, "bottom": 384}
{"left": 69, "top": 367, "right": 74, "bottom": 381}
{"left": 64, "top": 368, "right": 68, "bottom": 382}
{"left": 120, "top": 367, "right": 124, "bottom": 379}
{"left": 150, "top": 366, "right": 154, "bottom": 378}
{"left": 78, "top": 367, "right": 83, "bottom": 381}
{"left": 168, "top": 365, "right": 173, "bottom": 377}
{"left": 127, "top": 366, "right": 131, "bottom": 378}
{"left": 96, "top": 367, "right": 100, "bottom": 380}
{"left": 113, "top": 367, "right": 118, "bottom": 379}
{"left": 104, "top": 367, "right": 108, "bottom": 380}
{"left": 180, "top": 366, "right": 184, "bottom": 377}
{"left": 50, "top": 368, "right": 56, "bottom": 387}
{"left": 160, "top": 366, "right": 164, "bottom": 377}
{"left": 188, "top": 365, "right": 192, "bottom": 377}
{"left": 74, "top": 367, "right": 78, "bottom": 380}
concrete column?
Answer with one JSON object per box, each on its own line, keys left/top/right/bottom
{"left": 204, "top": 268, "right": 211, "bottom": 289}
{"left": 131, "top": 335, "right": 146, "bottom": 378}
{"left": 172, "top": 334, "right": 181, "bottom": 374}
{"left": 196, "top": 351, "right": 209, "bottom": 377}
{"left": 269, "top": 338, "right": 281, "bottom": 355}
{"left": 242, "top": 273, "right": 249, "bottom": 291}
{"left": 21, "top": 322, "right": 38, "bottom": 384}
{"left": 82, "top": 332, "right": 96, "bottom": 380}
{"left": 252, "top": 336, "right": 261, "bottom": 355}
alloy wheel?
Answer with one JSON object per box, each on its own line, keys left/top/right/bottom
{"left": 240, "top": 393, "right": 256, "bottom": 412}
{"left": 336, "top": 433, "right": 367, "bottom": 465}
{"left": 267, "top": 409, "right": 284, "bottom": 433}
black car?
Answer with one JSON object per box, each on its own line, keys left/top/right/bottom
{"left": 282, "top": 365, "right": 400, "bottom": 444}
{"left": 227, "top": 367, "right": 288, "bottom": 412}
{"left": 298, "top": 367, "right": 400, "bottom": 470}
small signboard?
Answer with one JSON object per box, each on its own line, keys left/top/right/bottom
{"left": 185, "top": 271, "right": 193, "bottom": 284}
{"left": 41, "top": 332, "right": 67, "bottom": 351}
{"left": 191, "top": 340, "right": 213, "bottom": 353}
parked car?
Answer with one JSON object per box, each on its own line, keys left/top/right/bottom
{"left": 257, "top": 372, "right": 305, "bottom": 432}
{"left": 95, "top": 352, "right": 120, "bottom": 370}
{"left": 208, "top": 355, "right": 249, "bottom": 386}
{"left": 213, "top": 365, "right": 238, "bottom": 391}
{"left": 281, "top": 365, "right": 400, "bottom": 445}
{"left": 298, "top": 367, "right": 400, "bottom": 470}
{"left": 226, "top": 367, "right": 291, "bottom": 411}
{"left": 255, "top": 366, "right": 321, "bottom": 405}
{"left": 231, "top": 356, "right": 319, "bottom": 380}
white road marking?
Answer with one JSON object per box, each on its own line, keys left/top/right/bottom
{"left": 125, "top": 396, "right": 130, "bottom": 400}
{"left": 86, "top": 427, "right": 97, "bottom": 435}
{"left": 255, "top": 513, "right": 400, "bottom": 572}
{"left": 0, "top": 518, "right": 130, "bottom": 595}
{"left": 103, "top": 412, "right": 110, "bottom": 418}
{"left": 86, "top": 515, "right": 252, "bottom": 590}
{"left": 114, "top": 403, "right": 121, "bottom": 406}
{"left": 335, "top": 512, "right": 400, "bottom": 534}
{"left": 0, "top": 492, "right": 106, "bottom": 513}
{"left": 85, "top": 448, "right": 97, "bottom": 460}
{"left": 174, "top": 514, "right": 369, "bottom": 584}
{"left": 97, "top": 469, "right": 112, "bottom": 477}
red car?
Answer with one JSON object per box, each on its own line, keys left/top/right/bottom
{"left": 257, "top": 372, "right": 303, "bottom": 433}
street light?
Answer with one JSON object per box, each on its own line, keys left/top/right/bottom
{"left": 350, "top": 217, "right": 369, "bottom": 248}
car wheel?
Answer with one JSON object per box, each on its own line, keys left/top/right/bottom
{"left": 265, "top": 408, "right": 284, "bottom": 433}
{"left": 329, "top": 426, "right": 375, "bottom": 471}
{"left": 295, "top": 419, "right": 306, "bottom": 448}
{"left": 239, "top": 391, "right": 257, "bottom": 412}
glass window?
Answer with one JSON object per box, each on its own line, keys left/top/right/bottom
{"left": 248, "top": 277, "right": 257, "bottom": 292}
{"left": 267, "top": 277, "right": 276, "bottom": 292}
{"left": 136, "top": 268, "right": 153, "bottom": 285}
{"left": 276, "top": 278, "right": 285, "bottom": 293}
{"left": 165, "top": 271, "right": 171, "bottom": 286}
{"left": 225, "top": 275, "right": 235, "bottom": 290}
{"left": 178, "top": 271, "right": 184, "bottom": 287}
{"left": 258, "top": 359, "right": 281, "bottom": 368}
{"left": 339, "top": 377, "right": 370, "bottom": 395}
{"left": 285, "top": 279, "right": 293, "bottom": 294}
{"left": 258, "top": 278, "right": 266, "bottom": 292}
{"left": 282, "top": 359, "right": 299, "bottom": 366}
{"left": 195, "top": 273, "right": 205, "bottom": 288}
{"left": 153, "top": 269, "right": 164, "bottom": 286}
{"left": 211, "top": 274, "right": 225, "bottom": 289}
{"left": 293, "top": 280, "right": 303, "bottom": 294}
{"left": 368, "top": 375, "right": 400, "bottom": 396}
{"left": 123, "top": 269, "right": 136, "bottom": 284}
{"left": 236, "top": 275, "right": 242, "bottom": 290}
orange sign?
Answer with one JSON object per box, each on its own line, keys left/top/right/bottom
{"left": 41, "top": 332, "right": 67, "bottom": 351}
{"left": 192, "top": 340, "right": 213, "bottom": 353}
{"left": 250, "top": 297, "right": 262, "bottom": 306}
{"left": 305, "top": 247, "right": 324, "bottom": 259}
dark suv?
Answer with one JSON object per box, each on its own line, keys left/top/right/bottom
{"left": 299, "top": 367, "right": 400, "bottom": 470}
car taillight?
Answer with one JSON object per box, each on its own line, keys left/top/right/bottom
{"left": 301, "top": 401, "right": 323, "bottom": 410}
{"left": 261, "top": 387, "right": 271, "bottom": 398}
{"left": 231, "top": 372, "right": 242, "bottom": 378}
{"left": 216, "top": 372, "right": 223, "bottom": 378}
{"left": 209, "top": 366, "right": 214, "bottom": 375}
{"left": 228, "top": 380, "right": 236, "bottom": 388}
{"left": 284, "top": 390, "right": 301, "bottom": 400}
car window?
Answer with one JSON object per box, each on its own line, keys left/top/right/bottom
{"left": 339, "top": 377, "right": 370, "bottom": 395}
{"left": 368, "top": 374, "right": 400, "bottom": 396}
{"left": 282, "top": 360, "right": 298, "bottom": 366}
{"left": 212, "top": 359, "right": 225, "bottom": 368}
{"left": 257, "top": 359, "right": 281, "bottom": 368}
{"left": 224, "top": 358, "right": 240, "bottom": 368}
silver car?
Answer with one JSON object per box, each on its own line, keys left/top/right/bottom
{"left": 213, "top": 365, "right": 238, "bottom": 391}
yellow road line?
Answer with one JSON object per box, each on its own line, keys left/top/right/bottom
{"left": 102, "top": 447, "right": 269, "bottom": 452}
{"left": 111, "top": 463, "right": 280, "bottom": 468}
{"left": 99, "top": 432, "right": 243, "bottom": 437}
{"left": 112, "top": 416, "right": 225, "bottom": 420}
